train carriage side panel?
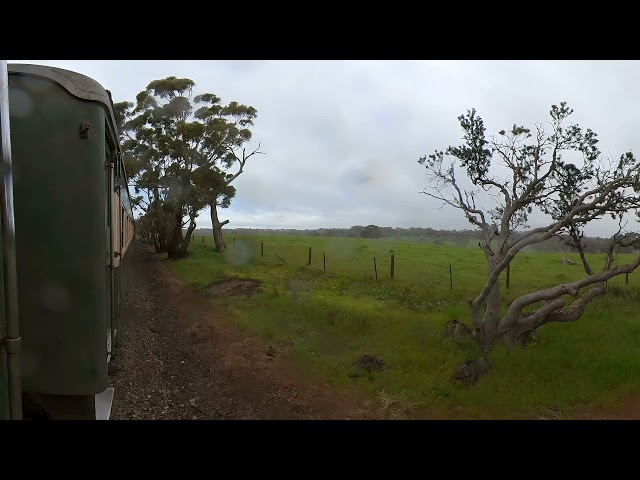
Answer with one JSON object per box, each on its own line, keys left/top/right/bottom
{"left": 111, "top": 149, "right": 129, "bottom": 344}
{"left": 0, "top": 354, "right": 7, "bottom": 420}
{"left": 0, "top": 228, "right": 7, "bottom": 419}
{"left": 8, "top": 68, "right": 110, "bottom": 395}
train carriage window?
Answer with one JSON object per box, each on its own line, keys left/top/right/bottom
{"left": 106, "top": 124, "right": 118, "bottom": 266}
{"left": 105, "top": 148, "right": 111, "bottom": 267}
{"left": 121, "top": 207, "right": 125, "bottom": 252}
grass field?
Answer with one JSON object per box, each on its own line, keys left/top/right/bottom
{"left": 171, "top": 234, "right": 640, "bottom": 419}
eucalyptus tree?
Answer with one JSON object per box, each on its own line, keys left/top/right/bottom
{"left": 115, "top": 77, "right": 262, "bottom": 257}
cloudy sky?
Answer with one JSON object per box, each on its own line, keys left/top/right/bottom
{"left": 8, "top": 60, "right": 640, "bottom": 236}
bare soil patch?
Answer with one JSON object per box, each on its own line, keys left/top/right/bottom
{"left": 207, "top": 278, "right": 263, "bottom": 296}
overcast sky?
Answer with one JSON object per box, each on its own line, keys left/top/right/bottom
{"left": 9, "top": 60, "right": 640, "bottom": 236}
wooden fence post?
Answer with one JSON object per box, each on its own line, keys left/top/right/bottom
{"left": 374, "top": 257, "right": 378, "bottom": 280}
{"left": 391, "top": 254, "right": 395, "bottom": 278}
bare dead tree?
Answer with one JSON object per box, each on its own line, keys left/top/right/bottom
{"left": 419, "top": 102, "right": 640, "bottom": 352}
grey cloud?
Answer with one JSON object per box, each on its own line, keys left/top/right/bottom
{"left": 11, "top": 60, "right": 640, "bottom": 237}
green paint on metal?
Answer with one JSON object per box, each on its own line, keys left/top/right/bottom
{"left": 9, "top": 73, "right": 109, "bottom": 395}
{"left": 0, "top": 352, "right": 8, "bottom": 420}
{"left": 0, "top": 222, "right": 8, "bottom": 420}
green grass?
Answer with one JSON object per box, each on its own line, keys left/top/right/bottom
{"left": 172, "top": 234, "right": 640, "bottom": 419}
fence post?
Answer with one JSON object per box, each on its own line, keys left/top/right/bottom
{"left": 202, "top": 235, "right": 204, "bottom": 244}
{"left": 391, "top": 254, "right": 395, "bottom": 279}
{"left": 449, "top": 263, "right": 453, "bottom": 289}
{"left": 374, "top": 256, "right": 378, "bottom": 280}
{"left": 308, "top": 247, "right": 312, "bottom": 266}
{"left": 323, "top": 252, "right": 326, "bottom": 271}
{"left": 626, "top": 272, "right": 629, "bottom": 285}
{"left": 261, "top": 241, "right": 264, "bottom": 257}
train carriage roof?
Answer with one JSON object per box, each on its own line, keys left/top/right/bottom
{"left": 8, "top": 63, "right": 134, "bottom": 220}
{"left": 8, "top": 64, "right": 119, "bottom": 131}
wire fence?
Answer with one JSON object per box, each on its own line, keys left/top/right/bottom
{"left": 189, "top": 234, "right": 638, "bottom": 293}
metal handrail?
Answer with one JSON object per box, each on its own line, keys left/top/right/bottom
{"left": 0, "top": 59, "right": 22, "bottom": 420}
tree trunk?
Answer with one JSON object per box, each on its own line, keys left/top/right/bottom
{"left": 501, "top": 322, "right": 539, "bottom": 349}
{"left": 500, "top": 282, "right": 608, "bottom": 348}
{"left": 469, "top": 301, "right": 482, "bottom": 334}
{"left": 178, "top": 217, "right": 197, "bottom": 257}
{"left": 153, "top": 234, "right": 162, "bottom": 252}
{"left": 480, "top": 259, "right": 501, "bottom": 351}
{"left": 151, "top": 225, "right": 168, "bottom": 253}
{"left": 151, "top": 188, "right": 167, "bottom": 253}
{"left": 210, "top": 203, "right": 229, "bottom": 253}
{"left": 149, "top": 215, "right": 167, "bottom": 252}
{"left": 167, "top": 206, "right": 185, "bottom": 259}
{"left": 156, "top": 230, "right": 167, "bottom": 252}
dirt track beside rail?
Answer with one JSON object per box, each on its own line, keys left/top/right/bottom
{"left": 108, "top": 242, "right": 385, "bottom": 420}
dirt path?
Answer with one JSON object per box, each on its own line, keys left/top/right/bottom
{"left": 109, "top": 243, "right": 386, "bottom": 420}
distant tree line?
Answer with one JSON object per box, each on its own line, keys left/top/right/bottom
{"left": 192, "top": 225, "right": 634, "bottom": 254}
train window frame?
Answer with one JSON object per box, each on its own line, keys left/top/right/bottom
{"left": 105, "top": 152, "right": 111, "bottom": 267}
{"left": 105, "top": 121, "right": 118, "bottom": 266}
{"left": 120, "top": 206, "right": 124, "bottom": 254}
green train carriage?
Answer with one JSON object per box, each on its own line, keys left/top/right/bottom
{"left": 0, "top": 63, "right": 135, "bottom": 420}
